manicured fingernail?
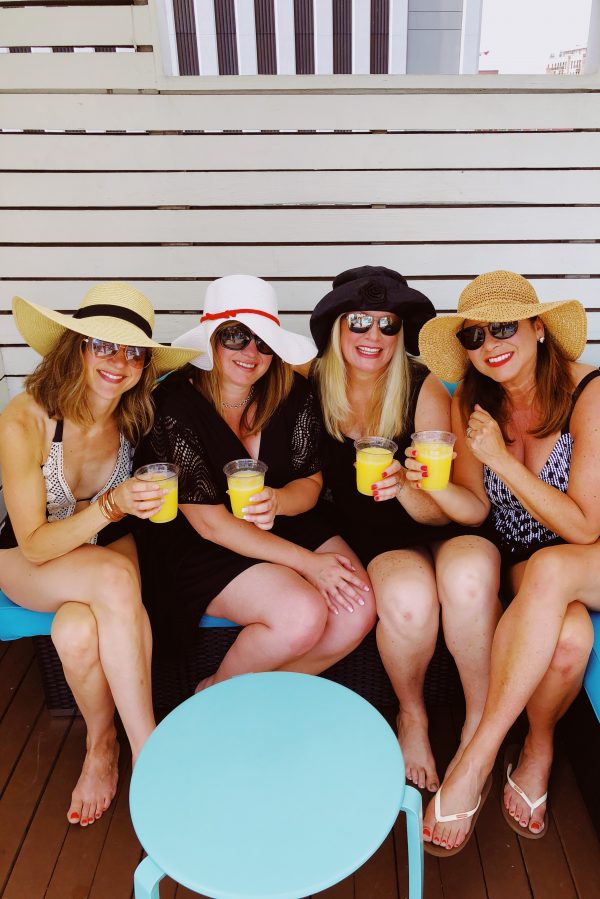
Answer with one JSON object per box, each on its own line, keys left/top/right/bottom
{"left": 422, "top": 472, "right": 428, "bottom": 478}
{"left": 421, "top": 466, "right": 428, "bottom": 473}
{"left": 381, "top": 471, "right": 387, "bottom": 478}
{"left": 358, "top": 598, "right": 365, "bottom": 605}
{"left": 371, "top": 484, "right": 377, "bottom": 491}
{"left": 363, "top": 585, "right": 369, "bottom": 591}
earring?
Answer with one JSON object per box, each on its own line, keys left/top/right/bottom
{"left": 538, "top": 335, "right": 545, "bottom": 344}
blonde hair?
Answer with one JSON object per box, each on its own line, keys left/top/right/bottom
{"left": 191, "top": 324, "right": 294, "bottom": 436}
{"left": 25, "top": 330, "right": 157, "bottom": 446}
{"left": 313, "top": 313, "right": 411, "bottom": 440}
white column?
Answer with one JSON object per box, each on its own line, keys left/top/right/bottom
{"left": 459, "top": 0, "right": 483, "bottom": 74}
{"left": 194, "top": 0, "right": 219, "bottom": 75}
{"left": 274, "top": 0, "right": 296, "bottom": 74}
{"left": 585, "top": 0, "right": 599, "bottom": 74}
{"left": 154, "top": 0, "right": 180, "bottom": 75}
{"left": 235, "top": 0, "right": 258, "bottom": 74}
{"left": 313, "top": 0, "right": 333, "bottom": 74}
{"left": 388, "top": 0, "right": 408, "bottom": 74}
{"left": 352, "top": 0, "right": 371, "bottom": 73}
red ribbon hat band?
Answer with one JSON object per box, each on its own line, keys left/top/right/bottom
{"left": 200, "top": 308, "right": 280, "bottom": 326}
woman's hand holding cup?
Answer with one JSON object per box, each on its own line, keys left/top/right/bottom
{"left": 241, "top": 486, "right": 280, "bottom": 530}
{"left": 113, "top": 476, "right": 169, "bottom": 519}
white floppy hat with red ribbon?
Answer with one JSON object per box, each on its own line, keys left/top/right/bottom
{"left": 172, "top": 274, "right": 317, "bottom": 371}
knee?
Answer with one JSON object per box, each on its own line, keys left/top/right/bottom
{"left": 438, "top": 545, "right": 499, "bottom": 615}
{"left": 93, "top": 556, "right": 141, "bottom": 615}
{"left": 51, "top": 605, "right": 99, "bottom": 670}
{"left": 273, "top": 589, "right": 328, "bottom": 657}
{"left": 549, "top": 605, "right": 594, "bottom": 678}
{"left": 374, "top": 580, "right": 437, "bottom": 634}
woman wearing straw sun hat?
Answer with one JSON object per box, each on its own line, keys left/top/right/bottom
{"left": 411, "top": 270, "right": 600, "bottom": 856}
{"left": 0, "top": 282, "right": 199, "bottom": 827}
{"left": 135, "top": 274, "right": 375, "bottom": 691}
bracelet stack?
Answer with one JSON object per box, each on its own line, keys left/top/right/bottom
{"left": 97, "top": 487, "right": 126, "bottom": 522}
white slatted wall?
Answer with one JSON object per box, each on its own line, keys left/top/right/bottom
{"left": 0, "top": 1, "right": 599, "bottom": 523}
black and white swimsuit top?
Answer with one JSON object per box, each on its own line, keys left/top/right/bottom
{"left": 42, "top": 420, "right": 133, "bottom": 544}
{"left": 483, "top": 370, "right": 600, "bottom": 556}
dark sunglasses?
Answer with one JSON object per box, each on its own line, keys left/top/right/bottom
{"left": 84, "top": 337, "right": 148, "bottom": 367}
{"left": 456, "top": 321, "right": 519, "bottom": 351}
{"left": 344, "top": 312, "right": 402, "bottom": 336}
{"left": 217, "top": 324, "right": 274, "bottom": 356}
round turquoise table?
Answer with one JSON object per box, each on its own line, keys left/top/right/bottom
{"left": 130, "top": 672, "right": 423, "bottom": 899}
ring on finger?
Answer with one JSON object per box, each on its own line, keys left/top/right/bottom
{"left": 466, "top": 426, "right": 473, "bottom": 439}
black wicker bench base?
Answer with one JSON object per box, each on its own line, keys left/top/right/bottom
{"left": 33, "top": 624, "right": 461, "bottom": 717}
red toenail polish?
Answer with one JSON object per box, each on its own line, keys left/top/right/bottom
{"left": 70, "top": 812, "right": 80, "bottom": 820}
{"left": 423, "top": 827, "right": 431, "bottom": 838}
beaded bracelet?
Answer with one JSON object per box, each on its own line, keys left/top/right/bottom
{"left": 98, "top": 487, "right": 126, "bottom": 523}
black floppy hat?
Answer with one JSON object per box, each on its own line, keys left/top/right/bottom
{"left": 310, "top": 266, "right": 436, "bottom": 357}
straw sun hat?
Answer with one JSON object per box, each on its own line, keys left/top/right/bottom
{"left": 172, "top": 274, "right": 317, "bottom": 370}
{"left": 418, "top": 270, "right": 587, "bottom": 383}
{"left": 12, "top": 282, "right": 202, "bottom": 375}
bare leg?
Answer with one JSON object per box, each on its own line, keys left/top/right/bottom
{"left": 198, "top": 563, "right": 328, "bottom": 690}
{"left": 370, "top": 547, "right": 440, "bottom": 792}
{"left": 434, "top": 536, "right": 502, "bottom": 777}
{"left": 279, "top": 537, "right": 376, "bottom": 674}
{"left": 51, "top": 603, "right": 120, "bottom": 826}
{"left": 0, "top": 538, "right": 155, "bottom": 761}
{"left": 423, "top": 543, "right": 599, "bottom": 851}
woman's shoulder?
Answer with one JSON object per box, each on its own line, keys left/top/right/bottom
{"left": 0, "top": 393, "right": 48, "bottom": 459}
{"left": 568, "top": 362, "right": 600, "bottom": 419}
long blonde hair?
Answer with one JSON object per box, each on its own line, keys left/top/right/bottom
{"left": 313, "top": 313, "right": 411, "bottom": 440}
{"left": 25, "top": 330, "right": 157, "bottom": 446}
{"left": 191, "top": 325, "right": 294, "bottom": 436}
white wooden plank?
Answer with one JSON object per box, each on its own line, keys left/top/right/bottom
{"left": 274, "top": 0, "right": 296, "bottom": 74}
{"left": 0, "top": 51, "right": 157, "bottom": 91}
{"left": 0, "top": 244, "right": 597, "bottom": 278}
{"left": 0, "top": 6, "right": 152, "bottom": 48}
{"left": 154, "top": 0, "right": 179, "bottom": 76}
{"left": 2, "top": 278, "right": 597, "bottom": 313}
{"left": 3, "top": 169, "right": 599, "bottom": 207}
{"left": 352, "top": 0, "right": 371, "bottom": 74}
{"left": 1, "top": 91, "right": 599, "bottom": 133}
{"left": 2, "top": 207, "right": 597, "bottom": 243}
{"left": 194, "top": 0, "right": 219, "bottom": 75}
{"left": 389, "top": 0, "right": 408, "bottom": 73}
{"left": 2, "top": 131, "right": 598, "bottom": 171}
{"left": 313, "top": 0, "right": 333, "bottom": 75}
{"left": 234, "top": 0, "right": 257, "bottom": 75}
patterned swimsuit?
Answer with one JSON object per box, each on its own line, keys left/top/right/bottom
{"left": 483, "top": 370, "right": 600, "bottom": 565}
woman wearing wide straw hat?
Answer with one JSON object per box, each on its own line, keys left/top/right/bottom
{"left": 415, "top": 270, "right": 599, "bottom": 855}
{"left": 136, "top": 274, "right": 375, "bottom": 691}
{"left": 309, "top": 266, "right": 501, "bottom": 797}
{"left": 0, "top": 283, "right": 199, "bottom": 826}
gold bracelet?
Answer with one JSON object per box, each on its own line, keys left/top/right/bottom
{"left": 98, "top": 488, "right": 126, "bottom": 523}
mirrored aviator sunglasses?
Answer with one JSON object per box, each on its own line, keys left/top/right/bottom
{"left": 217, "top": 324, "right": 274, "bottom": 356}
{"left": 84, "top": 337, "right": 149, "bottom": 367}
{"left": 344, "top": 311, "right": 402, "bottom": 336}
{"left": 456, "top": 321, "right": 519, "bottom": 351}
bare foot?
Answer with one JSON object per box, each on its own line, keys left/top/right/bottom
{"left": 195, "top": 674, "right": 216, "bottom": 694}
{"left": 397, "top": 710, "right": 439, "bottom": 792}
{"left": 503, "top": 738, "right": 551, "bottom": 835}
{"left": 67, "top": 733, "right": 120, "bottom": 827}
{"left": 423, "top": 753, "right": 490, "bottom": 851}
{"left": 444, "top": 714, "right": 481, "bottom": 781}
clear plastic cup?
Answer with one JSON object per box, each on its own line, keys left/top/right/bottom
{"left": 223, "top": 459, "right": 268, "bottom": 519}
{"left": 353, "top": 437, "right": 398, "bottom": 497}
{"left": 411, "top": 430, "right": 456, "bottom": 491}
{"left": 135, "top": 462, "right": 179, "bottom": 523}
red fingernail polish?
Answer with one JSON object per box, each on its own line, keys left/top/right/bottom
{"left": 421, "top": 466, "right": 428, "bottom": 473}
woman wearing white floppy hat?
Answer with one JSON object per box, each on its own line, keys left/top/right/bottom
{"left": 0, "top": 282, "right": 199, "bottom": 827}
{"left": 409, "top": 271, "right": 599, "bottom": 855}
{"left": 137, "top": 274, "right": 375, "bottom": 689}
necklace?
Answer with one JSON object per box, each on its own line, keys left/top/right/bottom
{"left": 222, "top": 386, "right": 255, "bottom": 409}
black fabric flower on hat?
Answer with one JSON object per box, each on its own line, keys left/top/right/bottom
{"left": 310, "top": 265, "right": 436, "bottom": 356}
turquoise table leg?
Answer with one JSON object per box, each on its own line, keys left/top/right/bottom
{"left": 134, "top": 856, "right": 165, "bottom": 899}
{"left": 400, "top": 784, "right": 424, "bottom": 899}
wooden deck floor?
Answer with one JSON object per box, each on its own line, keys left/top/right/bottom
{"left": 1, "top": 637, "right": 599, "bottom": 899}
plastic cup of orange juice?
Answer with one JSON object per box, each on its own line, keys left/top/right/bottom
{"left": 411, "top": 430, "right": 456, "bottom": 491}
{"left": 223, "top": 459, "right": 268, "bottom": 519}
{"left": 135, "top": 462, "right": 179, "bottom": 523}
{"left": 354, "top": 437, "right": 398, "bottom": 497}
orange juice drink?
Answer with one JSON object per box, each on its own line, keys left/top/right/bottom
{"left": 223, "top": 459, "right": 268, "bottom": 519}
{"left": 134, "top": 463, "right": 179, "bottom": 523}
{"left": 411, "top": 430, "right": 456, "bottom": 491}
{"left": 354, "top": 438, "right": 398, "bottom": 496}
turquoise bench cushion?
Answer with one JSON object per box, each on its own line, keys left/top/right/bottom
{"left": 584, "top": 611, "right": 600, "bottom": 722}
{"left": 0, "top": 589, "right": 236, "bottom": 641}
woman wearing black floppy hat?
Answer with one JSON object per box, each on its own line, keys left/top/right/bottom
{"left": 310, "top": 266, "right": 501, "bottom": 798}
{"left": 0, "top": 283, "right": 199, "bottom": 827}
